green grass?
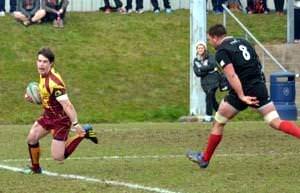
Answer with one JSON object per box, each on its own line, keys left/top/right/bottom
{"left": 0, "top": 10, "right": 286, "bottom": 124}
{"left": 1, "top": 122, "right": 300, "bottom": 193}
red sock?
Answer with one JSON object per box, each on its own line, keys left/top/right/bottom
{"left": 279, "top": 120, "right": 300, "bottom": 138}
{"left": 203, "top": 134, "right": 223, "bottom": 162}
{"left": 28, "top": 143, "right": 40, "bottom": 171}
{"left": 64, "top": 135, "right": 84, "bottom": 159}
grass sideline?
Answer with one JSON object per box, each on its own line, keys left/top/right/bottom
{"left": 0, "top": 10, "right": 286, "bottom": 124}
{"left": 1, "top": 122, "right": 300, "bottom": 193}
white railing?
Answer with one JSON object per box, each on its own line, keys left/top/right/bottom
{"left": 222, "top": 4, "right": 287, "bottom": 72}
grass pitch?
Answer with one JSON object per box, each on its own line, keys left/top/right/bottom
{"left": 1, "top": 121, "right": 300, "bottom": 193}
{"left": 0, "top": 11, "right": 285, "bottom": 124}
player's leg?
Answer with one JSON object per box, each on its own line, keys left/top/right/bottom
{"left": 51, "top": 139, "right": 65, "bottom": 162}
{"left": 63, "top": 132, "right": 85, "bottom": 159}
{"left": 26, "top": 121, "right": 50, "bottom": 173}
{"left": 251, "top": 81, "right": 300, "bottom": 138}
{"left": 202, "top": 100, "right": 239, "bottom": 162}
{"left": 187, "top": 99, "right": 240, "bottom": 168}
{"left": 258, "top": 102, "right": 300, "bottom": 138}
{"left": 50, "top": 121, "right": 85, "bottom": 160}
{"left": 58, "top": 124, "right": 98, "bottom": 160}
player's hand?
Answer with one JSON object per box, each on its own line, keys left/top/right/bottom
{"left": 73, "top": 124, "right": 86, "bottom": 137}
{"left": 240, "top": 95, "right": 259, "bottom": 106}
{"left": 24, "top": 93, "right": 34, "bottom": 103}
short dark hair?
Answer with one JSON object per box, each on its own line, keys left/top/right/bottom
{"left": 208, "top": 24, "right": 227, "bottom": 37}
{"left": 37, "top": 47, "right": 55, "bottom": 63}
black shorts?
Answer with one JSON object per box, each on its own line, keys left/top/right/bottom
{"left": 224, "top": 81, "right": 271, "bottom": 111}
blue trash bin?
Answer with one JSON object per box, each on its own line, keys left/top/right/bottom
{"left": 270, "top": 71, "right": 298, "bottom": 120}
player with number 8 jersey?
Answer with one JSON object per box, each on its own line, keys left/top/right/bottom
{"left": 215, "top": 36, "right": 265, "bottom": 86}
{"left": 186, "top": 24, "right": 300, "bottom": 169}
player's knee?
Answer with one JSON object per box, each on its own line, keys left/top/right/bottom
{"left": 215, "top": 112, "right": 228, "bottom": 124}
{"left": 52, "top": 154, "right": 64, "bottom": 162}
{"left": 264, "top": 110, "right": 280, "bottom": 124}
{"left": 27, "top": 132, "right": 39, "bottom": 144}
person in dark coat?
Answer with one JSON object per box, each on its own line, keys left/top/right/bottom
{"left": 42, "top": 0, "right": 69, "bottom": 28}
{"left": 193, "top": 41, "right": 220, "bottom": 122}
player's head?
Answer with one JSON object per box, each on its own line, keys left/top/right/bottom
{"left": 207, "top": 24, "right": 227, "bottom": 48}
{"left": 36, "top": 47, "right": 55, "bottom": 76}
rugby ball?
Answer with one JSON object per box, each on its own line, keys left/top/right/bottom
{"left": 26, "top": 82, "right": 41, "bottom": 104}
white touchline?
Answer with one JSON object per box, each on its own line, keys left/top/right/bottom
{"left": 0, "top": 164, "right": 183, "bottom": 193}
{"left": 1, "top": 155, "right": 184, "bottom": 162}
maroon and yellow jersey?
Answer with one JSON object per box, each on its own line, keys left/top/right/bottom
{"left": 39, "top": 68, "right": 67, "bottom": 117}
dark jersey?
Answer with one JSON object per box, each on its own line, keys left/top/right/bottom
{"left": 215, "top": 37, "right": 264, "bottom": 86}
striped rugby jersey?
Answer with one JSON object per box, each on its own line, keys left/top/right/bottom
{"left": 39, "top": 68, "right": 67, "bottom": 116}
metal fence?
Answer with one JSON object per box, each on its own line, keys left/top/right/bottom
{"left": 5, "top": 0, "right": 281, "bottom": 12}
{"left": 67, "top": 0, "right": 190, "bottom": 11}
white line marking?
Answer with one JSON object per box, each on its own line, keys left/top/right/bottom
{"left": 2, "top": 152, "right": 299, "bottom": 163}
{"left": 0, "top": 164, "right": 182, "bottom": 193}
{"left": 1, "top": 155, "right": 183, "bottom": 162}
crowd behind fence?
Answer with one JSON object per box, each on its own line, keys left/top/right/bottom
{"left": 4, "top": 0, "right": 285, "bottom": 12}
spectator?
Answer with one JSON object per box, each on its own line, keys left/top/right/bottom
{"left": 274, "top": 0, "right": 284, "bottom": 15}
{"left": 0, "top": 0, "right": 4, "bottom": 16}
{"left": 150, "top": 0, "right": 172, "bottom": 13}
{"left": 42, "top": 0, "right": 69, "bottom": 28}
{"left": 0, "top": 0, "right": 17, "bottom": 16}
{"left": 193, "top": 41, "right": 220, "bottom": 122}
{"left": 14, "top": 0, "right": 45, "bottom": 26}
{"left": 125, "top": 0, "right": 143, "bottom": 14}
{"left": 227, "top": 0, "right": 242, "bottom": 11}
{"left": 246, "top": 0, "right": 269, "bottom": 14}
{"left": 212, "top": 0, "right": 226, "bottom": 14}
{"left": 101, "top": 0, "right": 125, "bottom": 14}
{"left": 10, "top": 0, "right": 17, "bottom": 12}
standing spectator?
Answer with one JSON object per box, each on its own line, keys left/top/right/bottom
{"left": 187, "top": 24, "right": 300, "bottom": 169}
{"left": 193, "top": 41, "right": 220, "bottom": 122}
{"left": 150, "top": 0, "right": 172, "bottom": 13}
{"left": 102, "top": 0, "right": 125, "bottom": 14}
{"left": 0, "top": 0, "right": 5, "bottom": 16}
{"left": 125, "top": 0, "right": 143, "bottom": 13}
{"left": 212, "top": 0, "right": 226, "bottom": 14}
{"left": 0, "top": 0, "right": 17, "bottom": 16}
{"left": 10, "top": 0, "right": 17, "bottom": 12}
{"left": 42, "top": 0, "right": 69, "bottom": 28}
{"left": 274, "top": 0, "right": 284, "bottom": 15}
{"left": 14, "top": 0, "right": 45, "bottom": 26}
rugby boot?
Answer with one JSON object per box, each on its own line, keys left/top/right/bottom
{"left": 83, "top": 124, "right": 98, "bottom": 144}
{"left": 22, "top": 166, "right": 42, "bottom": 174}
{"left": 186, "top": 150, "right": 209, "bottom": 168}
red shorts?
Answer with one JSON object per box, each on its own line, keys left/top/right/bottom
{"left": 37, "top": 114, "right": 71, "bottom": 141}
